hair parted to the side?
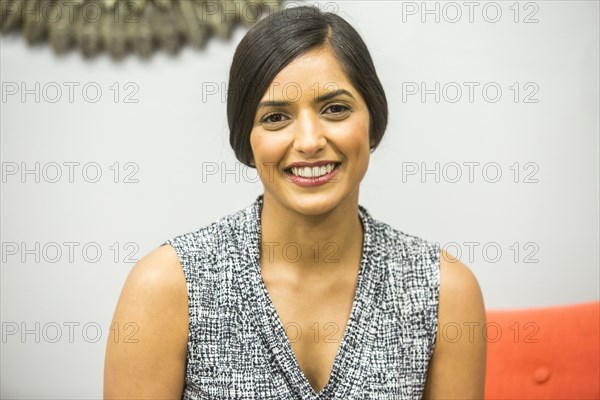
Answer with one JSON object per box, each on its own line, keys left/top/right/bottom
{"left": 227, "top": 5, "right": 388, "bottom": 168}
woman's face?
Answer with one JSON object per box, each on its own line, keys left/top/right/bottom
{"left": 249, "top": 46, "right": 372, "bottom": 216}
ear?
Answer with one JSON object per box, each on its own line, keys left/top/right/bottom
{"left": 369, "top": 139, "right": 376, "bottom": 150}
{"left": 369, "top": 133, "right": 376, "bottom": 149}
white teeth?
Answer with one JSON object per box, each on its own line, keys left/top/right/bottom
{"left": 290, "top": 163, "right": 337, "bottom": 178}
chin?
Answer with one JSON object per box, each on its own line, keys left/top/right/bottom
{"left": 284, "top": 191, "right": 348, "bottom": 217}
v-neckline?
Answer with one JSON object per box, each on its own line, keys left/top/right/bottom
{"left": 240, "top": 194, "right": 377, "bottom": 399}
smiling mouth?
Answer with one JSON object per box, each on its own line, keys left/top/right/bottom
{"left": 284, "top": 162, "right": 341, "bottom": 178}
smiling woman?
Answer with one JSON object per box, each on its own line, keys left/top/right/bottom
{"left": 249, "top": 45, "right": 373, "bottom": 217}
{"left": 103, "top": 5, "right": 486, "bottom": 400}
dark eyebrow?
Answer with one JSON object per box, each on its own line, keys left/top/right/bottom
{"left": 257, "top": 89, "right": 355, "bottom": 110}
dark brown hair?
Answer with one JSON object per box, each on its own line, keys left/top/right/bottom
{"left": 227, "top": 5, "right": 388, "bottom": 167}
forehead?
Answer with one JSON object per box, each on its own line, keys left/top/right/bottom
{"left": 261, "top": 48, "right": 353, "bottom": 98}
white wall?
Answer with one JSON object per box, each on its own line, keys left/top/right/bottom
{"left": 1, "top": 1, "right": 598, "bottom": 398}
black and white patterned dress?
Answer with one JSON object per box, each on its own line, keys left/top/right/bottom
{"left": 162, "top": 194, "right": 440, "bottom": 399}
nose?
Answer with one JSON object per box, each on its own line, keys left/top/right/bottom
{"left": 292, "top": 111, "right": 326, "bottom": 156}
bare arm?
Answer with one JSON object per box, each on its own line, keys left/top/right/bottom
{"left": 422, "top": 249, "right": 487, "bottom": 399}
{"left": 104, "top": 244, "right": 189, "bottom": 399}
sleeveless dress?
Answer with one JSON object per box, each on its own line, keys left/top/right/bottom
{"left": 161, "top": 194, "right": 441, "bottom": 399}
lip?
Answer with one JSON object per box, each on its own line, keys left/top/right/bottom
{"left": 284, "top": 160, "right": 341, "bottom": 170}
{"left": 285, "top": 163, "right": 341, "bottom": 187}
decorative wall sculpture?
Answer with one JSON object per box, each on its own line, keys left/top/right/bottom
{"left": 0, "top": 0, "right": 284, "bottom": 59}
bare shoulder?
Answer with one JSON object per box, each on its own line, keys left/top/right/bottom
{"left": 422, "top": 248, "right": 487, "bottom": 399}
{"left": 126, "top": 244, "right": 186, "bottom": 294}
{"left": 104, "top": 244, "right": 189, "bottom": 398}
{"left": 114, "top": 244, "right": 188, "bottom": 319}
{"left": 438, "top": 249, "right": 486, "bottom": 314}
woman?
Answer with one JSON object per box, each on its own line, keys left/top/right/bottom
{"left": 104, "top": 5, "right": 486, "bottom": 399}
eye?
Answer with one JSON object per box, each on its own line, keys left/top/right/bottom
{"left": 323, "top": 103, "right": 352, "bottom": 115}
{"left": 260, "top": 112, "right": 289, "bottom": 125}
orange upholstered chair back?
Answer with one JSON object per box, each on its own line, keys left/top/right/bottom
{"left": 484, "top": 301, "right": 600, "bottom": 399}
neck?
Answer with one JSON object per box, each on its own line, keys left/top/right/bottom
{"left": 259, "top": 190, "right": 364, "bottom": 277}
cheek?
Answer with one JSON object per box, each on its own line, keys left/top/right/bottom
{"left": 335, "top": 114, "right": 371, "bottom": 151}
{"left": 250, "top": 131, "right": 288, "bottom": 162}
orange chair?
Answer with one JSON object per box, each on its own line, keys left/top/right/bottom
{"left": 484, "top": 301, "right": 600, "bottom": 399}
